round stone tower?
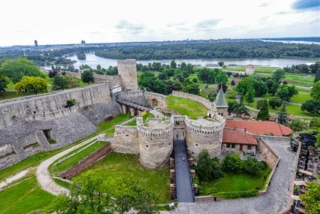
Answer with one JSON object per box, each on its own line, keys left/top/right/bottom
{"left": 185, "top": 116, "right": 225, "bottom": 158}
{"left": 137, "top": 117, "right": 174, "bottom": 168}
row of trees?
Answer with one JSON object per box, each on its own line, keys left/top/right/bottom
{"left": 283, "top": 61, "right": 320, "bottom": 75}
{"left": 301, "top": 81, "right": 320, "bottom": 116}
{"left": 95, "top": 41, "right": 320, "bottom": 60}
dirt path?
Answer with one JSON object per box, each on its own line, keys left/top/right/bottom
{"left": 36, "top": 135, "right": 101, "bottom": 196}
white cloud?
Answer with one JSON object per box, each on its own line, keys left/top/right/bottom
{"left": 0, "top": 0, "right": 318, "bottom": 46}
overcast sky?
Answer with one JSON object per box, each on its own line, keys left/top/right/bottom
{"left": 0, "top": 0, "right": 319, "bottom": 46}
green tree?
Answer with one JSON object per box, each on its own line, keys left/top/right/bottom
{"left": 0, "top": 57, "right": 44, "bottom": 83}
{"left": 215, "top": 72, "right": 228, "bottom": 85}
{"left": 77, "top": 52, "right": 86, "bottom": 60}
{"left": 272, "top": 69, "right": 285, "bottom": 83}
{"left": 81, "top": 70, "right": 95, "bottom": 84}
{"left": 311, "top": 81, "right": 320, "bottom": 101}
{"left": 222, "top": 153, "right": 242, "bottom": 172}
{"left": 180, "top": 62, "right": 187, "bottom": 70}
{"left": 266, "top": 79, "right": 279, "bottom": 96}
{"left": 226, "top": 87, "right": 237, "bottom": 98}
{"left": 300, "top": 182, "right": 320, "bottom": 214}
{"left": 52, "top": 75, "right": 68, "bottom": 90}
{"left": 198, "top": 68, "right": 216, "bottom": 83}
{"left": 97, "top": 64, "right": 102, "bottom": 70}
{"left": 170, "top": 60, "right": 177, "bottom": 69}
{"left": 257, "top": 100, "right": 269, "bottom": 120}
{"left": 14, "top": 76, "right": 48, "bottom": 94}
{"left": 256, "top": 100, "right": 264, "bottom": 110}
{"left": 242, "top": 158, "right": 266, "bottom": 175}
{"left": 236, "top": 77, "right": 253, "bottom": 96}
{"left": 314, "top": 70, "right": 320, "bottom": 83}
{"left": 269, "top": 97, "right": 283, "bottom": 109}
{"left": 310, "top": 117, "right": 320, "bottom": 129}
{"left": 158, "top": 73, "right": 168, "bottom": 80}
{"left": 182, "top": 83, "right": 200, "bottom": 95}
{"left": 218, "top": 61, "right": 224, "bottom": 67}
{"left": 277, "top": 85, "right": 298, "bottom": 102}
{"left": 278, "top": 102, "right": 289, "bottom": 125}
{"left": 0, "top": 74, "right": 8, "bottom": 92}
{"left": 245, "top": 86, "right": 255, "bottom": 104}
{"left": 196, "top": 150, "right": 223, "bottom": 182}
{"left": 153, "top": 80, "right": 167, "bottom": 94}
{"left": 253, "top": 81, "right": 267, "bottom": 97}
{"left": 301, "top": 100, "right": 320, "bottom": 116}
{"left": 289, "top": 118, "right": 310, "bottom": 131}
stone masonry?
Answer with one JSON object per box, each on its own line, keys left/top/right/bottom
{"left": 117, "top": 59, "right": 138, "bottom": 91}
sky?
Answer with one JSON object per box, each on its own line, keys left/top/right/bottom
{"left": 0, "top": 0, "right": 319, "bottom": 46}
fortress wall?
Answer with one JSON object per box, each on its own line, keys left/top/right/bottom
{"left": 0, "top": 84, "right": 111, "bottom": 129}
{"left": 118, "top": 90, "right": 149, "bottom": 107}
{"left": 144, "top": 91, "right": 167, "bottom": 108}
{"left": 185, "top": 118, "right": 224, "bottom": 159}
{"left": 80, "top": 102, "right": 121, "bottom": 125}
{"left": 137, "top": 118, "right": 174, "bottom": 168}
{"left": 172, "top": 91, "right": 215, "bottom": 110}
{"left": 93, "top": 74, "right": 121, "bottom": 88}
{"left": 112, "top": 126, "right": 139, "bottom": 154}
{"left": 258, "top": 138, "right": 280, "bottom": 168}
{"left": 118, "top": 59, "right": 138, "bottom": 91}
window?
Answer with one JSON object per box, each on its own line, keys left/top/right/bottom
{"left": 248, "top": 145, "right": 252, "bottom": 150}
{"left": 42, "top": 129, "right": 52, "bottom": 141}
{"left": 227, "top": 144, "right": 230, "bottom": 148}
{"left": 231, "top": 144, "right": 235, "bottom": 148}
{"left": 221, "top": 113, "right": 223, "bottom": 116}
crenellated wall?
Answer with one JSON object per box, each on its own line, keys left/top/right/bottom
{"left": 185, "top": 117, "right": 225, "bottom": 158}
{"left": 137, "top": 117, "right": 174, "bottom": 168}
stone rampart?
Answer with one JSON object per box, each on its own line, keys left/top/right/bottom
{"left": 0, "top": 83, "right": 111, "bottom": 129}
{"left": 93, "top": 74, "right": 121, "bottom": 88}
{"left": 118, "top": 59, "right": 138, "bottom": 91}
{"left": 258, "top": 138, "right": 280, "bottom": 168}
{"left": 144, "top": 91, "right": 167, "bottom": 108}
{"left": 172, "top": 91, "right": 215, "bottom": 110}
{"left": 0, "top": 84, "right": 122, "bottom": 170}
{"left": 137, "top": 117, "right": 174, "bottom": 168}
{"left": 112, "top": 126, "right": 139, "bottom": 154}
{"left": 60, "top": 143, "right": 112, "bottom": 180}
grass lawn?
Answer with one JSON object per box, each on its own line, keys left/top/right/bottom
{"left": 225, "top": 66, "right": 277, "bottom": 73}
{"left": 0, "top": 114, "right": 132, "bottom": 182}
{"left": 283, "top": 74, "right": 314, "bottom": 87}
{"left": 199, "top": 168, "right": 271, "bottom": 197}
{"left": 50, "top": 141, "right": 107, "bottom": 175}
{"left": 0, "top": 91, "right": 32, "bottom": 101}
{"left": 0, "top": 176, "right": 55, "bottom": 214}
{"left": 125, "top": 112, "right": 155, "bottom": 126}
{"left": 166, "top": 95, "right": 208, "bottom": 119}
{"left": 53, "top": 178, "right": 71, "bottom": 189}
{"left": 291, "top": 93, "right": 312, "bottom": 104}
{"left": 74, "top": 153, "right": 170, "bottom": 203}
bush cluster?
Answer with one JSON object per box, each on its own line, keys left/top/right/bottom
{"left": 222, "top": 153, "right": 267, "bottom": 175}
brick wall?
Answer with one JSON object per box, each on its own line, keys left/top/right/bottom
{"left": 60, "top": 143, "right": 112, "bottom": 180}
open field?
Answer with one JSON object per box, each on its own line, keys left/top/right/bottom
{"left": 225, "top": 66, "right": 277, "bottom": 73}
{"left": 291, "top": 93, "right": 312, "bottom": 103}
{"left": 0, "top": 114, "right": 131, "bottom": 182}
{"left": 284, "top": 74, "right": 314, "bottom": 87}
{"left": 166, "top": 95, "right": 208, "bottom": 119}
{"left": 0, "top": 176, "right": 54, "bottom": 214}
{"left": 199, "top": 168, "right": 271, "bottom": 197}
{"left": 75, "top": 153, "right": 170, "bottom": 203}
{"left": 50, "top": 141, "right": 107, "bottom": 175}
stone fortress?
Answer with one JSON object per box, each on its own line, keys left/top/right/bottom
{"left": 1, "top": 58, "right": 259, "bottom": 170}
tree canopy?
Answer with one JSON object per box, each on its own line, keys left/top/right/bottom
{"left": 14, "top": 76, "right": 48, "bottom": 94}
{"left": 81, "top": 70, "right": 95, "bottom": 84}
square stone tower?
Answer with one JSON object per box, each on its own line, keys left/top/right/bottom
{"left": 117, "top": 59, "right": 138, "bottom": 91}
{"left": 246, "top": 64, "right": 254, "bottom": 75}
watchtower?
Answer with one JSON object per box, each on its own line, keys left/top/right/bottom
{"left": 117, "top": 59, "right": 138, "bottom": 91}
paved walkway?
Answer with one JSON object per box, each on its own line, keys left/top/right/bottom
{"left": 150, "top": 109, "right": 164, "bottom": 119}
{"left": 174, "top": 136, "right": 194, "bottom": 203}
{"left": 171, "top": 139, "right": 296, "bottom": 214}
{"left": 36, "top": 135, "right": 102, "bottom": 196}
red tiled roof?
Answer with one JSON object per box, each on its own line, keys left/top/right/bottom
{"left": 247, "top": 64, "right": 254, "bottom": 67}
{"left": 223, "top": 129, "right": 257, "bottom": 145}
{"left": 225, "top": 120, "right": 292, "bottom": 136}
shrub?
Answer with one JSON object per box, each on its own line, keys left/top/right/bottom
{"left": 196, "top": 150, "right": 223, "bottom": 182}
{"left": 222, "top": 153, "right": 243, "bottom": 172}
{"left": 64, "top": 99, "right": 77, "bottom": 108}
{"left": 242, "top": 157, "right": 266, "bottom": 175}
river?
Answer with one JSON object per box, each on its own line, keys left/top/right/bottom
{"left": 66, "top": 53, "right": 319, "bottom": 69}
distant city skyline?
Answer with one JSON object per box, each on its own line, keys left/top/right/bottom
{"left": 0, "top": 0, "right": 319, "bottom": 46}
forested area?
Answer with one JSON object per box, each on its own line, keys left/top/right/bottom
{"left": 95, "top": 41, "right": 320, "bottom": 60}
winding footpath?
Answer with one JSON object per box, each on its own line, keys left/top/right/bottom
{"left": 36, "top": 135, "right": 101, "bottom": 196}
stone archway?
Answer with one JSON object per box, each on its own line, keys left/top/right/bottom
{"left": 151, "top": 99, "right": 158, "bottom": 107}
